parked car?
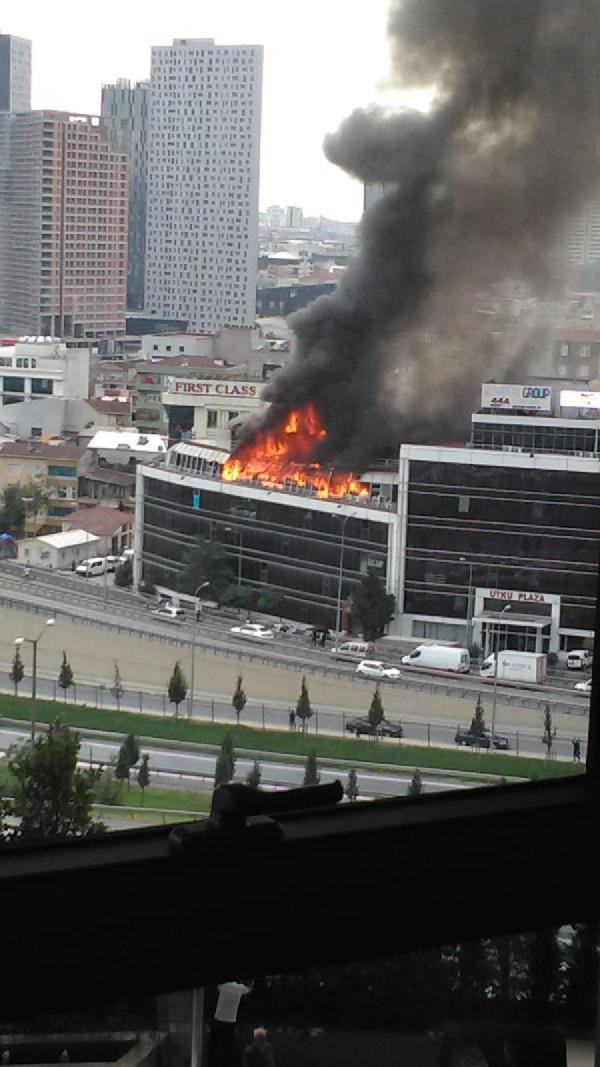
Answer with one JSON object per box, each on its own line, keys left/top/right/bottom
{"left": 575, "top": 678, "right": 592, "bottom": 693}
{"left": 152, "top": 605, "right": 186, "bottom": 623}
{"left": 105, "top": 555, "right": 121, "bottom": 572}
{"left": 119, "top": 548, "right": 134, "bottom": 565}
{"left": 75, "top": 557, "right": 107, "bottom": 578}
{"left": 230, "top": 622, "right": 275, "bottom": 641}
{"left": 567, "top": 649, "right": 593, "bottom": 670}
{"left": 273, "top": 622, "right": 298, "bottom": 636}
{"left": 454, "top": 725, "right": 510, "bottom": 750}
{"left": 355, "top": 660, "right": 402, "bottom": 682}
{"left": 345, "top": 716, "right": 404, "bottom": 739}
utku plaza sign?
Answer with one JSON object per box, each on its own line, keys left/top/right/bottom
{"left": 488, "top": 588, "right": 547, "bottom": 604}
{"left": 167, "top": 379, "right": 259, "bottom": 398}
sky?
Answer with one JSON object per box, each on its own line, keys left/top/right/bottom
{"left": 2, "top": 0, "right": 413, "bottom": 222}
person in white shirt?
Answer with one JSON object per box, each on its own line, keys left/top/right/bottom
{"left": 210, "top": 980, "right": 252, "bottom": 1065}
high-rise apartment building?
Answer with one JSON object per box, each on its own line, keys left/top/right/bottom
{"left": 285, "top": 205, "right": 303, "bottom": 229}
{"left": 0, "top": 111, "right": 128, "bottom": 338}
{"left": 145, "top": 38, "right": 263, "bottom": 332}
{"left": 101, "top": 79, "right": 149, "bottom": 311}
{"left": 0, "top": 33, "right": 31, "bottom": 112}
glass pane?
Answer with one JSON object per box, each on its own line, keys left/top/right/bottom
{"left": 4, "top": 923, "right": 597, "bottom": 1066}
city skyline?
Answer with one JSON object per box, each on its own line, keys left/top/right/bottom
{"left": 0, "top": 0, "right": 426, "bottom": 221}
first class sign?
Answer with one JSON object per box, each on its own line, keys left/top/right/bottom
{"left": 166, "top": 378, "right": 260, "bottom": 398}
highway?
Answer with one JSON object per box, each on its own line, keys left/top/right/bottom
{"left": 0, "top": 726, "right": 474, "bottom": 799}
{"left": 0, "top": 562, "right": 590, "bottom": 763}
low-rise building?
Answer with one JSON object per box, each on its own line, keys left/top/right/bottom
{"left": 0, "top": 340, "right": 90, "bottom": 408}
{"left": 17, "top": 528, "right": 101, "bottom": 569}
{"left": 78, "top": 465, "right": 136, "bottom": 506}
{"left": 0, "top": 438, "right": 84, "bottom": 533}
{"left": 86, "top": 428, "right": 167, "bottom": 467}
{"left": 162, "top": 375, "right": 266, "bottom": 448}
{"left": 62, "top": 504, "right": 133, "bottom": 554}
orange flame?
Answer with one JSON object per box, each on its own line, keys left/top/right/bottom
{"left": 222, "top": 404, "right": 369, "bottom": 500}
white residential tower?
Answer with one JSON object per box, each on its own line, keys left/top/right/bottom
{"left": 145, "top": 37, "right": 263, "bottom": 332}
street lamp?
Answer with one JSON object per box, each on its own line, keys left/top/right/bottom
{"left": 490, "top": 604, "right": 511, "bottom": 749}
{"left": 224, "top": 526, "right": 243, "bottom": 587}
{"left": 189, "top": 582, "right": 210, "bottom": 719}
{"left": 15, "top": 618, "right": 55, "bottom": 741}
{"left": 334, "top": 512, "right": 355, "bottom": 651}
{"left": 459, "top": 556, "right": 474, "bottom": 650}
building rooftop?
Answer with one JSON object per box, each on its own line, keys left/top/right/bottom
{"left": 82, "top": 466, "right": 136, "bottom": 487}
{"left": 87, "top": 397, "right": 133, "bottom": 415}
{"left": 87, "top": 430, "right": 167, "bottom": 453}
{"left": 65, "top": 506, "right": 133, "bottom": 537}
{"left": 34, "top": 529, "right": 101, "bottom": 550}
{"left": 0, "top": 440, "right": 85, "bottom": 461}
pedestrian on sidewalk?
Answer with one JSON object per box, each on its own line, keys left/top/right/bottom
{"left": 243, "top": 1028, "right": 275, "bottom": 1067}
{"left": 209, "top": 980, "right": 252, "bottom": 1067}
{"left": 289, "top": 708, "right": 296, "bottom": 731}
{"left": 573, "top": 737, "right": 581, "bottom": 762}
{"left": 311, "top": 628, "right": 317, "bottom": 647}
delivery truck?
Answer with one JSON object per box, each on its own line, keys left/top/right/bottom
{"left": 480, "top": 650, "right": 547, "bottom": 685}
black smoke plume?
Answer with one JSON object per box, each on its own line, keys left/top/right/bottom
{"left": 248, "top": 1, "right": 600, "bottom": 469}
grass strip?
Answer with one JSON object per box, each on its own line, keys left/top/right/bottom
{"left": 0, "top": 693, "right": 584, "bottom": 781}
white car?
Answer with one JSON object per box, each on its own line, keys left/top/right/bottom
{"left": 105, "top": 555, "right": 121, "bottom": 572}
{"left": 152, "top": 605, "right": 185, "bottom": 623}
{"left": 575, "top": 678, "right": 592, "bottom": 693}
{"left": 273, "top": 622, "right": 297, "bottom": 636}
{"left": 230, "top": 622, "right": 275, "bottom": 641}
{"left": 355, "top": 659, "right": 402, "bottom": 682}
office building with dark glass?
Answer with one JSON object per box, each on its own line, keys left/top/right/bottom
{"left": 135, "top": 378, "right": 600, "bottom": 654}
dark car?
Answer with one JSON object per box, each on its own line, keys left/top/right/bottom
{"left": 345, "top": 716, "right": 404, "bottom": 739}
{"left": 454, "top": 726, "right": 510, "bottom": 750}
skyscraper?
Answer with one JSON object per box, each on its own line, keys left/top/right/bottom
{"left": 0, "top": 111, "right": 128, "bottom": 338}
{"left": 101, "top": 79, "right": 150, "bottom": 311}
{"left": 0, "top": 33, "right": 31, "bottom": 113}
{"left": 145, "top": 38, "right": 263, "bottom": 332}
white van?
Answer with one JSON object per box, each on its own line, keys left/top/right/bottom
{"left": 332, "top": 640, "right": 374, "bottom": 662}
{"left": 401, "top": 644, "right": 471, "bottom": 673}
{"left": 75, "top": 557, "right": 107, "bottom": 578}
{"left": 567, "top": 648, "right": 593, "bottom": 670}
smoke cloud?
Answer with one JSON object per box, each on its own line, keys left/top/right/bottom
{"left": 249, "top": 1, "right": 600, "bottom": 469}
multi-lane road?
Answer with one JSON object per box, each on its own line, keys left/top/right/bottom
{"left": 0, "top": 725, "right": 475, "bottom": 799}
{"left": 0, "top": 561, "right": 590, "bottom": 764}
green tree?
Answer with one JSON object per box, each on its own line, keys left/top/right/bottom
{"left": 124, "top": 733, "right": 140, "bottom": 768}
{"left": 114, "top": 742, "right": 131, "bottom": 790}
{"left": 58, "top": 651, "right": 74, "bottom": 702}
{"left": 0, "top": 719, "right": 102, "bottom": 842}
{"left": 167, "top": 660, "right": 188, "bottom": 717}
{"left": 303, "top": 749, "right": 320, "bottom": 786}
{"left": 9, "top": 646, "right": 24, "bottom": 696}
{"left": 368, "top": 685, "right": 385, "bottom": 732}
{"left": 221, "top": 584, "right": 258, "bottom": 613}
{"left": 541, "top": 703, "right": 556, "bottom": 756}
{"left": 111, "top": 662, "right": 124, "bottom": 711}
{"left": 566, "top": 923, "right": 599, "bottom": 1027}
{"left": 94, "top": 765, "right": 122, "bottom": 806}
{"left": 137, "top": 754, "right": 150, "bottom": 805}
{"left": 351, "top": 572, "right": 395, "bottom": 641}
{"left": 115, "top": 557, "right": 132, "bottom": 587}
{"left": 0, "top": 485, "right": 26, "bottom": 538}
{"left": 470, "top": 694, "right": 486, "bottom": 737}
{"left": 214, "top": 734, "right": 236, "bottom": 787}
{"left": 296, "top": 675, "right": 313, "bottom": 733}
{"left": 246, "top": 760, "right": 262, "bottom": 789}
{"left": 523, "top": 927, "right": 562, "bottom": 1018}
{"left": 256, "top": 586, "right": 283, "bottom": 614}
{"left": 345, "top": 767, "right": 359, "bottom": 802}
{"left": 178, "top": 536, "right": 233, "bottom": 602}
{"left": 232, "top": 675, "right": 247, "bottom": 725}
{"left": 408, "top": 768, "right": 423, "bottom": 796}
